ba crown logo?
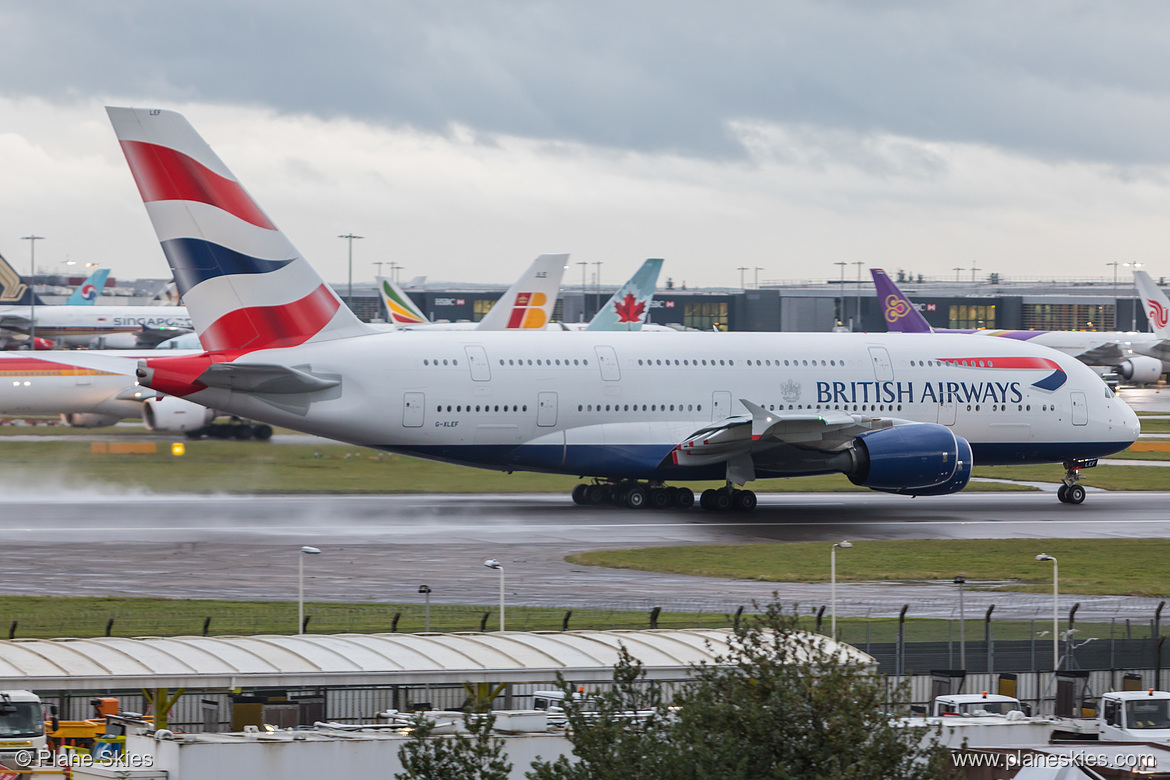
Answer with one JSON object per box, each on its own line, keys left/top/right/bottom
{"left": 1148, "top": 299, "right": 1169, "bottom": 330}
{"left": 884, "top": 293, "right": 911, "bottom": 322}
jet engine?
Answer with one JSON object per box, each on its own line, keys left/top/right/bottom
{"left": 60, "top": 413, "right": 122, "bottom": 428}
{"left": 845, "top": 423, "right": 972, "bottom": 496}
{"left": 1115, "top": 355, "right": 1164, "bottom": 385}
{"left": 142, "top": 395, "right": 215, "bottom": 432}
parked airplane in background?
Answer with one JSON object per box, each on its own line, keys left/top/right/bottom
{"left": 0, "top": 252, "right": 193, "bottom": 349}
{"left": 872, "top": 268, "right": 1167, "bottom": 384}
{"left": 66, "top": 267, "right": 111, "bottom": 305}
{"left": 1129, "top": 270, "right": 1170, "bottom": 378}
{"left": 108, "top": 107, "right": 1136, "bottom": 508}
{"left": 377, "top": 254, "right": 567, "bottom": 330}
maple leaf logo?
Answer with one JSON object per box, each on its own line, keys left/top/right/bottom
{"left": 615, "top": 293, "right": 646, "bottom": 323}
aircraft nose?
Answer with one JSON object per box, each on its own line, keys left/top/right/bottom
{"left": 1119, "top": 397, "right": 1140, "bottom": 443}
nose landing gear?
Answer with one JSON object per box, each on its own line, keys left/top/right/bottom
{"left": 1057, "top": 460, "right": 1088, "bottom": 504}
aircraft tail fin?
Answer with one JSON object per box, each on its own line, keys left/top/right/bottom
{"left": 377, "top": 276, "right": 430, "bottom": 325}
{"left": 67, "top": 267, "right": 111, "bottom": 305}
{"left": 106, "top": 107, "right": 372, "bottom": 352}
{"left": 0, "top": 251, "right": 46, "bottom": 306}
{"left": 871, "top": 268, "right": 933, "bottom": 333}
{"left": 475, "top": 253, "right": 569, "bottom": 330}
{"left": 1134, "top": 270, "right": 1170, "bottom": 338}
{"left": 586, "top": 258, "right": 663, "bottom": 331}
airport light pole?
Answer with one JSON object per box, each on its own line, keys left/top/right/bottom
{"left": 419, "top": 585, "right": 432, "bottom": 632}
{"left": 1036, "top": 554, "right": 1059, "bottom": 671}
{"left": 484, "top": 559, "right": 505, "bottom": 631}
{"left": 834, "top": 262, "right": 847, "bottom": 326}
{"left": 21, "top": 235, "right": 44, "bottom": 346}
{"left": 298, "top": 546, "right": 321, "bottom": 635}
{"left": 592, "top": 262, "right": 602, "bottom": 315}
{"left": 1125, "top": 263, "right": 1145, "bottom": 330}
{"left": 970, "top": 266, "right": 981, "bottom": 283}
{"left": 577, "top": 262, "right": 588, "bottom": 321}
{"left": 754, "top": 267, "right": 764, "bottom": 289}
{"left": 389, "top": 261, "right": 402, "bottom": 284}
{"left": 737, "top": 266, "right": 748, "bottom": 290}
{"left": 338, "top": 233, "right": 364, "bottom": 303}
{"left": 954, "top": 576, "right": 966, "bottom": 669}
{"left": 374, "top": 261, "right": 384, "bottom": 278}
{"left": 852, "top": 261, "right": 864, "bottom": 325}
{"left": 830, "top": 541, "right": 852, "bottom": 640}
{"left": 953, "top": 266, "right": 964, "bottom": 283}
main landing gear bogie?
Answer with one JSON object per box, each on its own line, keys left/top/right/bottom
{"left": 699, "top": 486, "right": 757, "bottom": 512}
{"left": 570, "top": 481, "right": 698, "bottom": 510}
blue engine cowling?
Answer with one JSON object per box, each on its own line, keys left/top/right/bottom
{"left": 847, "top": 424, "right": 972, "bottom": 496}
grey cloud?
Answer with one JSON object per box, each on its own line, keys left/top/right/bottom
{"left": 5, "top": 0, "right": 1170, "bottom": 165}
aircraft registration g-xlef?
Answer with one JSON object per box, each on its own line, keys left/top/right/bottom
{"left": 108, "top": 107, "right": 1138, "bottom": 510}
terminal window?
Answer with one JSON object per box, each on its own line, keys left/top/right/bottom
{"left": 473, "top": 298, "right": 495, "bottom": 322}
{"left": 949, "top": 304, "right": 996, "bottom": 329}
{"left": 1022, "top": 303, "right": 1114, "bottom": 331}
{"left": 685, "top": 301, "right": 728, "bottom": 331}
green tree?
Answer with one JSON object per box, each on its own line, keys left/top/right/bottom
{"left": 528, "top": 601, "right": 953, "bottom": 780}
{"left": 396, "top": 708, "right": 513, "bottom": 780}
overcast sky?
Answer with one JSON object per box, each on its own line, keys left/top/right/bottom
{"left": 2, "top": 1, "right": 1170, "bottom": 288}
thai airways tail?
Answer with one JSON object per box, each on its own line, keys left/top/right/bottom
{"left": 377, "top": 276, "right": 430, "bottom": 326}
{"left": 586, "top": 258, "right": 663, "bottom": 331}
{"left": 0, "top": 251, "right": 46, "bottom": 307}
{"left": 870, "top": 269, "right": 933, "bottom": 333}
{"left": 1133, "top": 270, "right": 1170, "bottom": 338}
{"left": 106, "top": 107, "right": 372, "bottom": 352}
{"left": 67, "top": 267, "right": 110, "bottom": 305}
{"left": 475, "top": 253, "right": 569, "bottom": 331}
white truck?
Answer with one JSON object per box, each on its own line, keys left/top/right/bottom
{"left": 932, "top": 692, "right": 1029, "bottom": 718}
{"left": 0, "top": 690, "right": 50, "bottom": 769}
{"left": 1094, "top": 689, "right": 1170, "bottom": 742}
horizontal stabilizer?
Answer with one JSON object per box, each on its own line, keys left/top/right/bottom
{"left": 196, "top": 362, "right": 340, "bottom": 394}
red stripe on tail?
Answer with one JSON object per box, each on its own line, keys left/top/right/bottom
{"left": 119, "top": 141, "right": 276, "bottom": 230}
{"left": 201, "top": 284, "right": 341, "bottom": 352}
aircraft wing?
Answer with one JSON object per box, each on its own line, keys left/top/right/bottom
{"left": 1073, "top": 342, "right": 1126, "bottom": 365}
{"left": 670, "top": 399, "right": 894, "bottom": 484}
{"left": 0, "top": 313, "right": 32, "bottom": 329}
{"left": 1136, "top": 339, "right": 1170, "bottom": 362}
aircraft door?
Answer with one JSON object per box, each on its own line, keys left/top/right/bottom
{"left": 537, "top": 392, "right": 558, "bottom": 427}
{"left": 868, "top": 346, "right": 894, "bottom": 381}
{"left": 464, "top": 345, "right": 491, "bottom": 381}
{"left": 594, "top": 346, "right": 621, "bottom": 381}
{"left": 1071, "top": 391, "right": 1087, "bottom": 426}
{"left": 402, "top": 392, "right": 425, "bottom": 428}
{"left": 937, "top": 398, "right": 956, "bottom": 426}
{"left": 712, "top": 391, "right": 732, "bottom": 421}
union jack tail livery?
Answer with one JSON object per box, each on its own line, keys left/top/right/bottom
{"left": 474, "top": 253, "right": 568, "bottom": 331}
{"left": 586, "top": 258, "right": 663, "bottom": 331}
{"left": 106, "top": 107, "right": 371, "bottom": 353}
{"left": 871, "top": 269, "right": 933, "bottom": 334}
{"left": 1134, "top": 270, "right": 1170, "bottom": 339}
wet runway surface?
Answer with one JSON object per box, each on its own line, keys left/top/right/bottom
{"left": 3, "top": 490, "right": 1170, "bottom": 620}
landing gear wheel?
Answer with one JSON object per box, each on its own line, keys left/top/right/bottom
{"left": 571, "top": 484, "right": 589, "bottom": 505}
{"left": 585, "top": 484, "right": 608, "bottom": 504}
{"left": 185, "top": 428, "right": 205, "bottom": 440}
{"left": 252, "top": 424, "right": 273, "bottom": 441}
{"left": 713, "top": 490, "right": 733, "bottom": 511}
{"left": 1065, "top": 484, "right": 1086, "bottom": 504}
{"left": 733, "top": 489, "right": 757, "bottom": 512}
{"left": 700, "top": 488, "right": 718, "bottom": 510}
{"left": 674, "top": 487, "right": 695, "bottom": 509}
{"left": 1057, "top": 484, "right": 1069, "bottom": 503}
{"left": 625, "top": 485, "right": 647, "bottom": 509}
{"left": 233, "top": 425, "right": 252, "bottom": 440}
{"left": 649, "top": 488, "right": 671, "bottom": 509}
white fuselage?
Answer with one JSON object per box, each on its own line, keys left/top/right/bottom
{"left": 0, "top": 304, "right": 192, "bottom": 340}
{"left": 163, "top": 330, "right": 1138, "bottom": 480}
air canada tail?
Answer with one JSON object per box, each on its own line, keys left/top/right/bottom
{"left": 475, "top": 253, "right": 569, "bottom": 331}
{"left": 870, "top": 269, "right": 933, "bottom": 333}
{"left": 106, "top": 107, "right": 371, "bottom": 352}
{"left": 1133, "top": 270, "right": 1170, "bottom": 338}
{"left": 586, "top": 258, "right": 663, "bottom": 331}
{"left": 0, "top": 251, "right": 46, "bottom": 307}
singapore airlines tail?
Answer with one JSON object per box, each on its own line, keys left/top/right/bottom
{"left": 586, "top": 258, "right": 663, "bottom": 331}
{"left": 377, "top": 276, "right": 430, "bottom": 326}
{"left": 474, "top": 253, "right": 569, "bottom": 331}
{"left": 871, "top": 269, "right": 933, "bottom": 333}
{"left": 1134, "top": 270, "right": 1170, "bottom": 339}
{"left": 67, "top": 267, "right": 111, "bottom": 305}
{"left": 106, "top": 107, "right": 372, "bottom": 352}
{"left": 0, "top": 251, "right": 46, "bottom": 307}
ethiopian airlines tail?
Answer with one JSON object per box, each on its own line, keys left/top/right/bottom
{"left": 0, "top": 251, "right": 46, "bottom": 307}
{"left": 871, "top": 269, "right": 933, "bottom": 334}
{"left": 1134, "top": 270, "right": 1170, "bottom": 339}
{"left": 67, "top": 267, "right": 110, "bottom": 305}
{"left": 377, "top": 276, "right": 430, "bottom": 326}
{"left": 474, "top": 253, "right": 568, "bottom": 331}
{"left": 586, "top": 258, "right": 663, "bottom": 331}
{"left": 106, "top": 107, "right": 372, "bottom": 352}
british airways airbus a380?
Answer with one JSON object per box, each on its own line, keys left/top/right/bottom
{"left": 109, "top": 107, "right": 1138, "bottom": 510}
